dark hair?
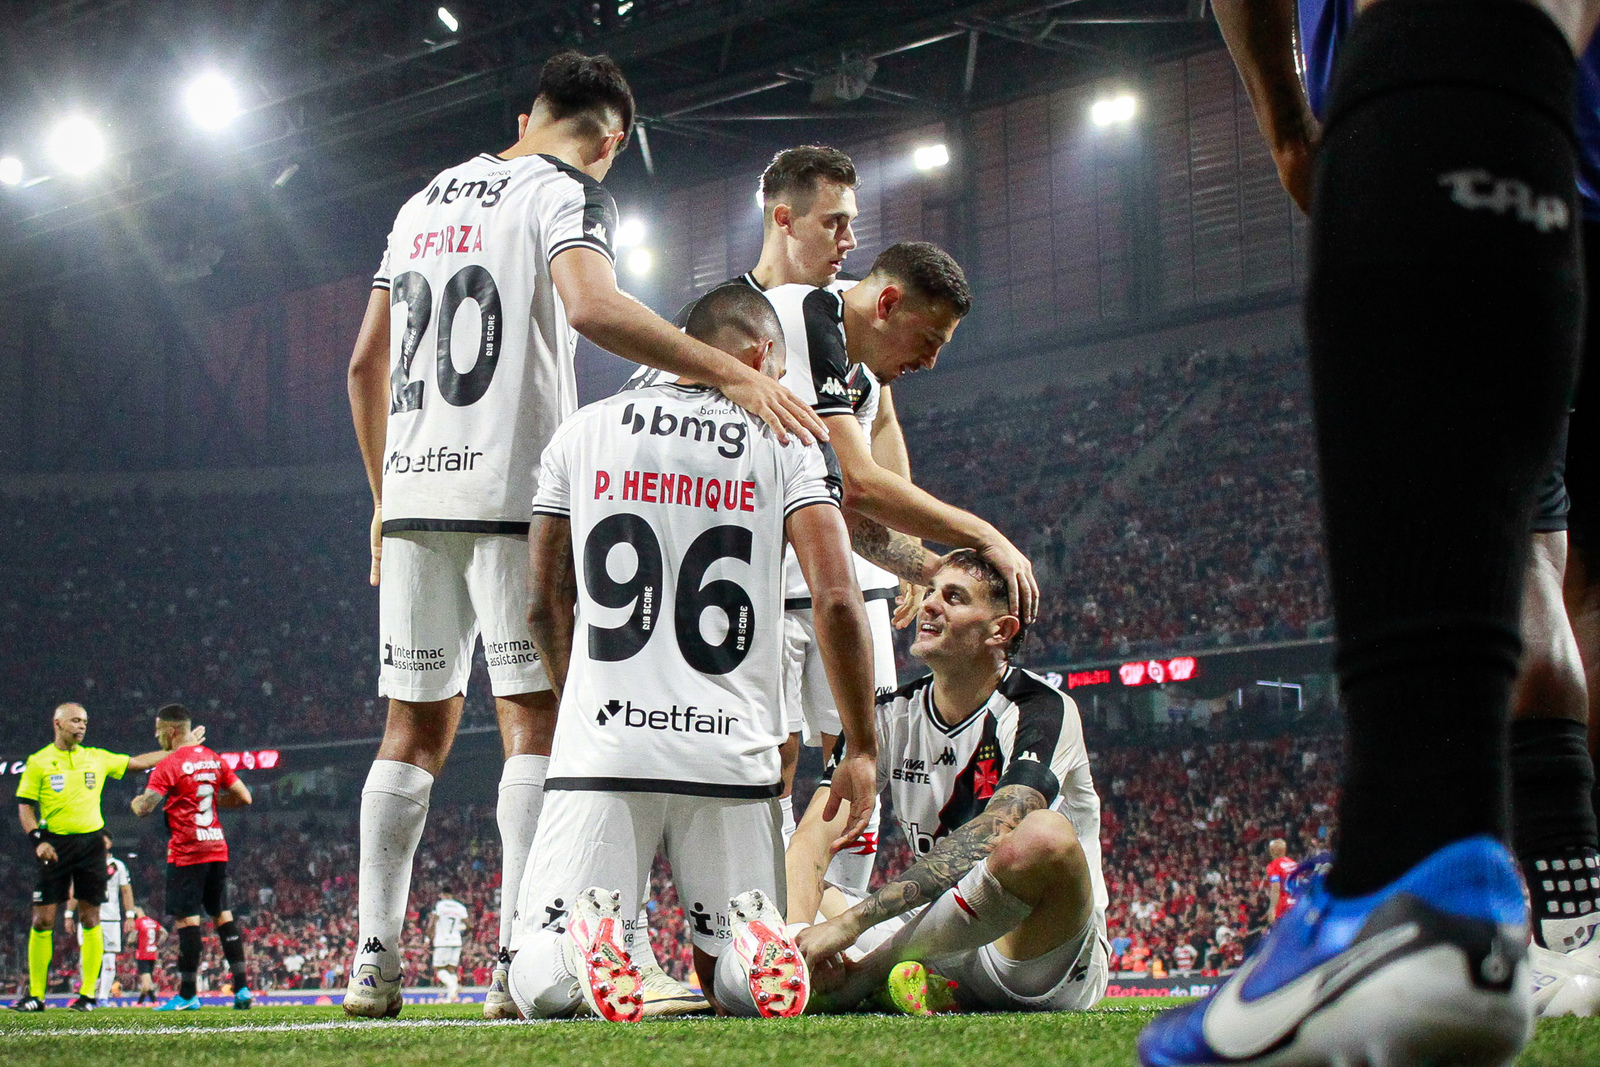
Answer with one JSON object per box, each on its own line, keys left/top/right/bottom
{"left": 940, "top": 549, "right": 1027, "bottom": 658}
{"left": 535, "top": 51, "right": 635, "bottom": 152}
{"left": 685, "top": 283, "right": 783, "bottom": 353}
{"left": 760, "top": 145, "right": 857, "bottom": 216}
{"left": 867, "top": 241, "right": 973, "bottom": 318}
{"left": 157, "top": 703, "right": 191, "bottom": 724}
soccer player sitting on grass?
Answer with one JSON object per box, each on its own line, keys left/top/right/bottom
{"left": 782, "top": 551, "right": 1109, "bottom": 1015}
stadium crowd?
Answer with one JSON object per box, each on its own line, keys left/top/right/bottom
{"left": 0, "top": 346, "right": 1331, "bottom": 751}
{"left": 4, "top": 726, "right": 1339, "bottom": 993}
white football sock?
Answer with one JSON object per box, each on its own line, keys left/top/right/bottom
{"left": 632, "top": 907, "right": 666, "bottom": 970}
{"left": 507, "top": 928, "right": 583, "bottom": 1018}
{"left": 496, "top": 754, "right": 549, "bottom": 949}
{"left": 437, "top": 968, "right": 460, "bottom": 1001}
{"left": 712, "top": 949, "right": 760, "bottom": 1016}
{"left": 779, "top": 794, "right": 796, "bottom": 848}
{"left": 355, "top": 759, "right": 433, "bottom": 978}
{"left": 97, "top": 952, "right": 117, "bottom": 999}
{"left": 840, "top": 860, "right": 1031, "bottom": 1005}
{"left": 824, "top": 795, "right": 881, "bottom": 897}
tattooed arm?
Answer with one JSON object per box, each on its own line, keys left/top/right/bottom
{"left": 846, "top": 511, "right": 940, "bottom": 585}
{"left": 797, "top": 784, "right": 1048, "bottom": 959}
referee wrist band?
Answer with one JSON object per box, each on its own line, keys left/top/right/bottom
{"left": 27, "top": 828, "right": 43, "bottom": 844}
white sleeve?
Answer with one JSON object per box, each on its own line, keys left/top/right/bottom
{"left": 531, "top": 420, "right": 578, "bottom": 517}
{"left": 782, "top": 440, "right": 842, "bottom": 519}
{"left": 546, "top": 175, "right": 619, "bottom": 265}
{"left": 372, "top": 239, "right": 393, "bottom": 291}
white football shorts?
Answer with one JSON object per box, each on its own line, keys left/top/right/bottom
{"left": 510, "top": 789, "right": 783, "bottom": 958}
{"left": 77, "top": 920, "right": 122, "bottom": 954}
{"left": 431, "top": 944, "right": 463, "bottom": 971}
{"left": 782, "top": 588, "right": 898, "bottom": 744}
{"left": 378, "top": 531, "right": 550, "bottom": 702}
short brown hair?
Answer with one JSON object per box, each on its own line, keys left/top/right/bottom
{"left": 157, "top": 703, "right": 191, "bottom": 724}
{"left": 940, "top": 549, "right": 1026, "bottom": 659}
{"left": 760, "top": 146, "right": 857, "bottom": 216}
{"left": 535, "top": 51, "right": 635, "bottom": 152}
{"left": 868, "top": 242, "right": 972, "bottom": 318}
{"left": 685, "top": 284, "right": 783, "bottom": 352}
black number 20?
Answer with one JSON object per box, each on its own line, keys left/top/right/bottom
{"left": 583, "top": 515, "right": 755, "bottom": 675}
{"left": 389, "top": 265, "right": 502, "bottom": 413}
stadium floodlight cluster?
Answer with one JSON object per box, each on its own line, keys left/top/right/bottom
{"left": 1091, "top": 93, "right": 1139, "bottom": 126}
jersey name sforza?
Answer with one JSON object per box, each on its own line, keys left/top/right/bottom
{"left": 432, "top": 899, "right": 470, "bottom": 947}
{"left": 147, "top": 745, "right": 239, "bottom": 866}
{"left": 532, "top": 382, "right": 841, "bottom": 797}
{"left": 841, "top": 668, "right": 1108, "bottom": 915}
{"left": 373, "top": 152, "right": 618, "bottom": 532}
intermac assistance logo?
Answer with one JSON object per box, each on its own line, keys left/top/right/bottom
{"left": 383, "top": 643, "right": 449, "bottom": 672}
{"left": 595, "top": 699, "right": 739, "bottom": 736}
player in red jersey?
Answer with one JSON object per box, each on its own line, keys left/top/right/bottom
{"left": 130, "top": 908, "right": 165, "bottom": 1004}
{"left": 1262, "top": 838, "right": 1298, "bottom": 924}
{"left": 131, "top": 704, "right": 253, "bottom": 1011}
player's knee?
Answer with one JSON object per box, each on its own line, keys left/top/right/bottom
{"left": 991, "top": 810, "right": 1081, "bottom": 882}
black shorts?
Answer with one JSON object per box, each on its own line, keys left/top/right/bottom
{"left": 136, "top": 959, "right": 155, "bottom": 976}
{"left": 166, "top": 861, "right": 229, "bottom": 919}
{"left": 33, "top": 831, "right": 107, "bottom": 907}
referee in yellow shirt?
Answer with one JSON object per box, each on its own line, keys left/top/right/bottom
{"left": 13, "top": 702, "right": 198, "bottom": 1012}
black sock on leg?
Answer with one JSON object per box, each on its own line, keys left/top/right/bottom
{"left": 178, "top": 926, "right": 202, "bottom": 1000}
{"left": 1511, "top": 718, "right": 1600, "bottom": 947}
{"left": 217, "top": 920, "right": 248, "bottom": 989}
{"left": 1306, "top": 0, "right": 1582, "bottom": 896}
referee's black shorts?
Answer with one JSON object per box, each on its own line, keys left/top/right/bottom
{"left": 166, "top": 860, "right": 229, "bottom": 919}
{"left": 32, "top": 831, "right": 107, "bottom": 907}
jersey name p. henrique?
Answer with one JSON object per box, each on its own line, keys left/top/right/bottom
{"left": 374, "top": 151, "right": 618, "bottom": 532}
{"left": 836, "top": 667, "right": 1108, "bottom": 915}
{"left": 532, "top": 382, "right": 841, "bottom": 797}
{"left": 147, "top": 745, "right": 240, "bottom": 866}
{"left": 432, "top": 898, "right": 470, "bottom": 947}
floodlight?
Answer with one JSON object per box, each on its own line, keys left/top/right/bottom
{"left": 0, "top": 157, "right": 21, "bottom": 186}
{"left": 615, "top": 218, "right": 646, "bottom": 248}
{"left": 438, "top": 7, "right": 459, "bottom": 32}
{"left": 185, "top": 72, "right": 242, "bottom": 131}
{"left": 46, "top": 117, "right": 106, "bottom": 176}
{"left": 913, "top": 144, "right": 950, "bottom": 170}
{"left": 1090, "top": 94, "right": 1138, "bottom": 126}
{"left": 626, "top": 248, "right": 653, "bottom": 277}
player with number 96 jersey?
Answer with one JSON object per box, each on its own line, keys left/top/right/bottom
{"left": 530, "top": 381, "right": 840, "bottom": 793}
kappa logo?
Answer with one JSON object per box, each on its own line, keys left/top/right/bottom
{"left": 1439, "top": 169, "right": 1570, "bottom": 233}
{"left": 819, "top": 378, "right": 850, "bottom": 399}
{"left": 1017, "top": 750, "right": 1041, "bottom": 765}
{"left": 933, "top": 747, "right": 956, "bottom": 767}
{"left": 585, "top": 219, "right": 610, "bottom": 245}
{"left": 361, "top": 937, "right": 387, "bottom": 955}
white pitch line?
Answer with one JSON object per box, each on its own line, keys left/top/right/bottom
{"left": 0, "top": 1017, "right": 541, "bottom": 1039}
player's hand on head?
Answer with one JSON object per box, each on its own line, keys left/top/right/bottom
{"left": 369, "top": 501, "right": 383, "bottom": 587}
{"left": 823, "top": 753, "right": 877, "bottom": 853}
{"left": 980, "top": 536, "right": 1039, "bottom": 626}
{"left": 721, "top": 371, "right": 828, "bottom": 447}
{"left": 892, "top": 581, "right": 924, "bottom": 629}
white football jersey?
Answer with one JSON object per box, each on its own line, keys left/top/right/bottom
{"left": 621, "top": 279, "right": 897, "bottom": 602}
{"left": 432, "top": 898, "right": 469, "bottom": 947}
{"left": 532, "top": 382, "right": 841, "bottom": 794}
{"left": 99, "top": 856, "right": 129, "bottom": 923}
{"left": 830, "top": 667, "right": 1107, "bottom": 914}
{"left": 373, "top": 151, "right": 618, "bottom": 531}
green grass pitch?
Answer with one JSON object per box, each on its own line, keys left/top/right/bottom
{"left": 0, "top": 1004, "right": 1597, "bottom": 1067}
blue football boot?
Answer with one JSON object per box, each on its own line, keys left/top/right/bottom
{"left": 1139, "top": 835, "right": 1531, "bottom": 1067}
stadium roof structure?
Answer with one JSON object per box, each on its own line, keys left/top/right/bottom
{"left": 0, "top": 0, "right": 1221, "bottom": 296}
